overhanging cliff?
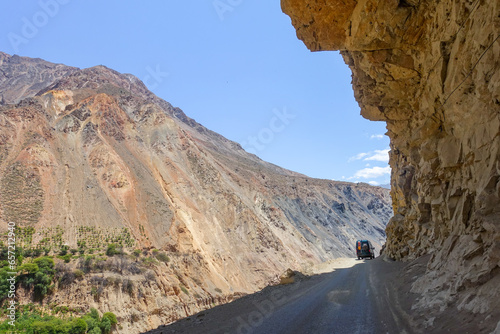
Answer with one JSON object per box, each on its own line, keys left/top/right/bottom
{"left": 282, "top": 0, "right": 500, "bottom": 328}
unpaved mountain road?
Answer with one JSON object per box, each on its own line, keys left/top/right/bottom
{"left": 242, "top": 259, "right": 396, "bottom": 334}
{"left": 144, "top": 258, "right": 415, "bottom": 334}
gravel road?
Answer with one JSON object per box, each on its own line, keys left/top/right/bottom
{"left": 144, "top": 257, "right": 413, "bottom": 334}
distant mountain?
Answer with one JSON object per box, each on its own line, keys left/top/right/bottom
{"left": 0, "top": 52, "right": 392, "bottom": 333}
{"left": 0, "top": 51, "right": 78, "bottom": 105}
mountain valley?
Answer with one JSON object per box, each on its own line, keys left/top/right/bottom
{"left": 0, "top": 51, "right": 392, "bottom": 333}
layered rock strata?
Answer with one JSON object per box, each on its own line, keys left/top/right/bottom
{"left": 282, "top": 0, "right": 500, "bottom": 329}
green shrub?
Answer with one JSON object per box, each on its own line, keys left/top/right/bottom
{"left": 141, "top": 257, "right": 158, "bottom": 267}
{"left": 100, "top": 316, "right": 112, "bottom": 334}
{"left": 83, "top": 255, "right": 94, "bottom": 268}
{"left": 89, "top": 327, "right": 101, "bottom": 334}
{"left": 89, "top": 308, "right": 100, "bottom": 320}
{"left": 34, "top": 270, "right": 53, "bottom": 297}
{"left": 59, "top": 245, "right": 69, "bottom": 256}
{"left": 54, "top": 305, "right": 69, "bottom": 314}
{"left": 30, "top": 318, "right": 66, "bottom": 333}
{"left": 74, "top": 269, "right": 84, "bottom": 279}
{"left": 43, "top": 247, "right": 51, "bottom": 255}
{"left": 18, "top": 256, "right": 55, "bottom": 300}
{"left": 70, "top": 318, "right": 88, "bottom": 334}
{"left": 0, "top": 267, "right": 15, "bottom": 303}
{"left": 33, "top": 256, "right": 55, "bottom": 271}
{"left": 102, "top": 312, "right": 118, "bottom": 326}
{"left": 17, "top": 254, "right": 24, "bottom": 266}
{"left": 106, "top": 244, "right": 122, "bottom": 256}
{"left": 32, "top": 248, "right": 43, "bottom": 257}
{"left": 22, "top": 248, "right": 33, "bottom": 258}
{"left": 0, "top": 308, "right": 119, "bottom": 333}
{"left": 18, "top": 262, "right": 39, "bottom": 274}
{"left": 82, "top": 315, "right": 98, "bottom": 331}
{"left": 58, "top": 253, "right": 72, "bottom": 263}
{"left": 154, "top": 251, "right": 170, "bottom": 263}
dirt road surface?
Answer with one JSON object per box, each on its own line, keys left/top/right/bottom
{"left": 144, "top": 257, "right": 415, "bottom": 334}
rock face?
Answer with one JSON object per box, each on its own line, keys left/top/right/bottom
{"left": 282, "top": 0, "right": 500, "bottom": 329}
{"left": 0, "top": 52, "right": 392, "bottom": 333}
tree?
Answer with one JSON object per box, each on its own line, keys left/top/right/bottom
{"left": 82, "top": 315, "right": 98, "bottom": 332}
{"left": 0, "top": 267, "right": 15, "bottom": 303}
{"left": 34, "top": 270, "right": 52, "bottom": 297}
{"left": 100, "top": 316, "right": 112, "bottom": 334}
{"left": 31, "top": 318, "right": 66, "bottom": 334}
{"left": 102, "top": 312, "right": 117, "bottom": 326}
{"left": 18, "top": 262, "right": 39, "bottom": 274}
{"left": 0, "top": 308, "right": 118, "bottom": 333}
{"left": 33, "top": 257, "right": 55, "bottom": 274}
{"left": 18, "top": 257, "right": 55, "bottom": 300}
{"left": 106, "top": 244, "right": 121, "bottom": 256}
{"left": 88, "top": 327, "right": 101, "bottom": 334}
{"left": 89, "top": 308, "right": 100, "bottom": 320}
{"left": 69, "top": 318, "right": 88, "bottom": 334}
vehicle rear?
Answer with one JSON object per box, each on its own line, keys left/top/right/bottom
{"left": 356, "top": 240, "right": 374, "bottom": 259}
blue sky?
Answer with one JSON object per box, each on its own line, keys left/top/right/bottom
{"left": 0, "top": 1, "right": 390, "bottom": 184}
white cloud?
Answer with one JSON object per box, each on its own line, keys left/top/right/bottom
{"left": 368, "top": 180, "right": 380, "bottom": 186}
{"left": 353, "top": 166, "right": 391, "bottom": 179}
{"left": 364, "top": 149, "right": 389, "bottom": 163}
{"left": 349, "top": 148, "right": 389, "bottom": 164}
{"left": 370, "top": 134, "right": 385, "bottom": 140}
{"left": 348, "top": 152, "right": 369, "bottom": 162}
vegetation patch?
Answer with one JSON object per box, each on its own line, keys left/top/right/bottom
{"left": 18, "top": 256, "right": 56, "bottom": 300}
{"left": 9, "top": 225, "right": 135, "bottom": 256}
{"left": 152, "top": 249, "right": 170, "bottom": 263}
{"left": 0, "top": 308, "right": 118, "bottom": 334}
{"left": 76, "top": 226, "right": 135, "bottom": 251}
